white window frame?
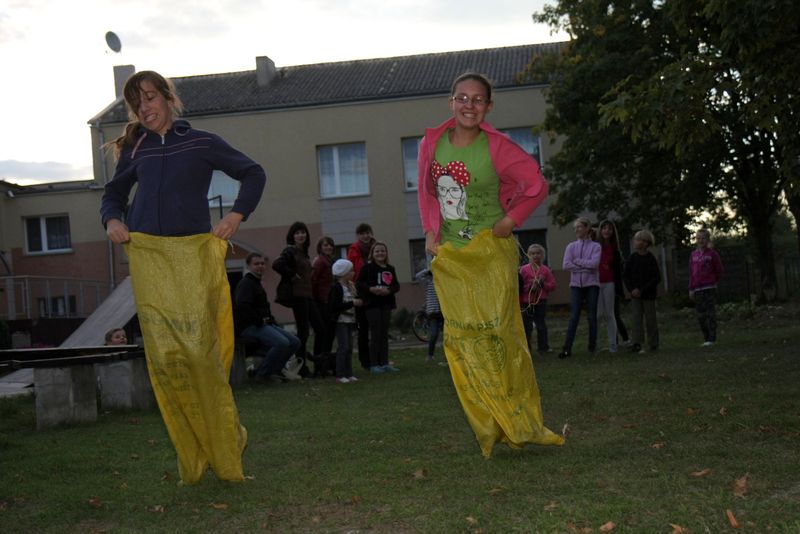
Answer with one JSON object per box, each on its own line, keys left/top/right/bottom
{"left": 402, "top": 137, "right": 422, "bottom": 191}
{"left": 207, "top": 170, "right": 240, "bottom": 208}
{"left": 24, "top": 215, "right": 72, "bottom": 255}
{"left": 317, "top": 142, "right": 369, "bottom": 198}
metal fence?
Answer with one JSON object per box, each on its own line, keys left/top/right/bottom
{"left": 0, "top": 276, "right": 111, "bottom": 320}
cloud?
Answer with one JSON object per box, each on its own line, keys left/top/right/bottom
{"left": 0, "top": 160, "right": 94, "bottom": 185}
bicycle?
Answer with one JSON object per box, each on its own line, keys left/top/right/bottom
{"left": 411, "top": 308, "right": 430, "bottom": 343}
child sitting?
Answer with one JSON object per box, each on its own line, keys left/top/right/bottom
{"left": 328, "top": 259, "right": 362, "bottom": 383}
{"left": 623, "top": 230, "right": 661, "bottom": 353}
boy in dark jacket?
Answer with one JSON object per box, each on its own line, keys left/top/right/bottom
{"left": 623, "top": 230, "right": 661, "bottom": 353}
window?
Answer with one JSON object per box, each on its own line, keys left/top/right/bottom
{"left": 402, "top": 137, "right": 422, "bottom": 190}
{"left": 38, "top": 295, "right": 77, "bottom": 317}
{"left": 25, "top": 215, "right": 71, "bottom": 254}
{"left": 318, "top": 143, "right": 369, "bottom": 198}
{"left": 208, "top": 170, "right": 239, "bottom": 207}
{"left": 502, "top": 127, "right": 542, "bottom": 165}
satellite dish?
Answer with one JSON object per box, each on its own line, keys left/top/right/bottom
{"left": 105, "top": 31, "right": 122, "bottom": 53}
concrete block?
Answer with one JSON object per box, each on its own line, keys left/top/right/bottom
{"left": 96, "top": 358, "right": 156, "bottom": 411}
{"left": 34, "top": 365, "right": 97, "bottom": 430}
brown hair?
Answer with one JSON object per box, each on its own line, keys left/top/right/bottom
{"left": 368, "top": 241, "right": 390, "bottom": 264}
{"left": 107, "top": 71, "right": 184, "bottom": 159}
{"left": 451, "top": 72, "right": 493, "bottom": 102}
{"left": 597, "top": 220, "right": 621, "bottom": 250}
{"left": 316, "top": 236, "right": 335, "bottom": 256}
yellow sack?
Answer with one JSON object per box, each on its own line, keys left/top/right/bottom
{"left": 433, "top": 230, "right": 564, "bottom": 457}
{"left": 126, "top": 232, "right": 247, "bottom": 484}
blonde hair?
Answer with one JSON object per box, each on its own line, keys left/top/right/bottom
{"left": 634, "top": 229, "right": 655, "bottom": 246}
{"left": 527, "top": 243, "right": 546, "bottom": 259}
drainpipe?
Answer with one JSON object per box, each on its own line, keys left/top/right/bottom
{"left": 92, "top": 119, "right": 117, "bottom": 290}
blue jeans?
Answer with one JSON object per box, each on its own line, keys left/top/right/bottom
{"left": 241, "top": 324, "right": 301, "bottom": 378}
{"left": 427, "top": 313, "right": 444, "bottom": 357}
{"left": 563, "top": 286, "right": 599, "bottom": 353}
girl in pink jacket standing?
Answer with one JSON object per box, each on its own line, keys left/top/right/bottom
{"left": 520, "top": 243, "right": 557, "bottom": 356}
{"left": 689, "top": 228, "right": 724, "bottom": 346}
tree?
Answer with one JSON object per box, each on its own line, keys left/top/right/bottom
{"left": 532, "top": 0, "right": 800, "bottom": 301}
{"left": 528, "top": 0, "right": 714, "bottom": 243}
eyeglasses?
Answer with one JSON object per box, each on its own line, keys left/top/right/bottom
{"left": 451, "top": 94, "right": 489, "bottom": 107}
{"left": 437, "top": 185, "right": 464, "bottom": 198}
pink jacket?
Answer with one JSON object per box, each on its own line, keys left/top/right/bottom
{"left": 417, "top": 118, "right": 548, "bottom": 241}
{"left": 689, "top": 248, "right": 724, "bottom": 291}
{"left": 519, "top": 263, "right": 557, "bottom": 304}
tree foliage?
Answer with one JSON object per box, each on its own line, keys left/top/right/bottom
{"left": 530, "top": 0, "right": 800, "bottom": 301}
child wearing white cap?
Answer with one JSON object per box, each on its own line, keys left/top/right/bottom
{"left": 328, "top": 259, "right": 362, "bottom": 383}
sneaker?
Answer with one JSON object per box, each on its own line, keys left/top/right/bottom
{"left": 558, "top": 350, "right": 571, "bottom": 359}
{"left": 281, "top": 368, "right": 301, "bottom": 381}
{"left": 621, "top": 339, "right": 633, "bottom": 348}
{"left": 336, "top": 377, "right": 350, "bottom": 384}
{"left": 382, "top": 365, "right": 399, "bottom": 373}
{"left": 630, "top": 344, "right": 642, "bottom": 353}
{"left": 347, "top": 376, "right": 359, "bottom": 382}
{"left": 701, "top": 341, "right": 715, "bottom": 347}
{"left": 609, "top": 346, "right": 618, "bottom": 353}
{"left": 370, "top": 366, "right": 386, "bottom": 374}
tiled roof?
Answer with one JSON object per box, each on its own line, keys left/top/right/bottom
{"left": 93, "top": 42, "right": 563, "bottom": 124}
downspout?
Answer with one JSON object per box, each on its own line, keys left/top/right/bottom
{"left": 92, "top": 120, "right": 116, "bottom": 290}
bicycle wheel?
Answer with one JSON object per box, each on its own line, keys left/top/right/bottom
{"left": 412, "top": 310, "right": 430, "bottom": 342}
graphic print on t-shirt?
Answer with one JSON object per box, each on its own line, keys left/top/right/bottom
{"left": 432, "top": 160, "right": 475, "bottom": 240}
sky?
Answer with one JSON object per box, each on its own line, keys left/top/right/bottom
{"left": 0, "top": 0, "right": 567, "bottom": 185}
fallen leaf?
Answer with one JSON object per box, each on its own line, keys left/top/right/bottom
{"left": 488, "top": 486, "right": 505, "bottom": 496}
{"left": 148, "top": 505, "right": 165, "bottom": 513}
{"left": 311, "top": 515, "right": 321, "bottom": 524}
{"left": 119, "top": 482, "right": 128, "bottom": 490}
{"left": 350, "top": 495, "right": 360, "bottom": 505}
{"left": 130, "top": 453, "right": 140, "bottom": 460}
{"left": 719, "top": 406, "right": 728, "bottom": 416}
{"left": 599, "top": 521, "right": 616, "bottom": 532}
{"left": 566, "top": 522, "right": 593, "bottom": 533}
{"left": 147, "top": 439, "right": 156, "bottom": 446}
{"left": 687, "top": 407, "right": 699, "bottom": 416}
{"left": 412, "top": 469, "right": 427, "bottom": 479}
{"left": 690, "top": 468, "right": 712, "bottom": 478}
{"left": 127, "top": 417, "right": 140, "bottom": 425}
{"left": 726, "top": 509, "right": 740, "bottom": 528}
{"left": 732, "top": 473, "right": 749, "bottom": 497}
{"left": 650, "top": 442, "right": 666, "bottom": 449}
{"left": 88, "top": 497, "right": 103, "bottom": 509}
{"left": 161, "top": 471, "right": 172, "bottom": 481}
{"left": 244, "top": 475, "right": 256, "bottom": 481}
{"left": 466, "top": 516, "right": 478, "bottom": 525}
{"left": 659, "top": 372, "right": 671, "bottom": 380}
{"left": 210, "top": 502, "right": 229, "bottom": 510}
{"left": 544, "top": 500, "right": 560, "bottom": 511}
{"left": 594, "top": 415, "right": 609, "bottom": 422}
{"left": 562, "top": 423, "right": 572, "bottom": 437}
{"left": 622, "top": 424, "right": 636, "bottom": 429}
{"left": 669, "top": 523, "right": 690, "bottom": 533}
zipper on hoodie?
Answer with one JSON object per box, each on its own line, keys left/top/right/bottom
{"left": 156, "top": 133, "right": 166, "bottom": 235}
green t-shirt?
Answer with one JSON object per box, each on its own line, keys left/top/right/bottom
{"left": 433, "top": 130, "right": 504, "bottom": 248}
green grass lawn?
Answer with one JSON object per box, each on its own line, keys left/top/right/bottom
{"left": 1, "top": 302, "right": 799, "bottom": 533}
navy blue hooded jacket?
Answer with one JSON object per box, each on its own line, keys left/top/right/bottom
{"left": 100, "top": 119, "right": 266, "bottom": 236}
